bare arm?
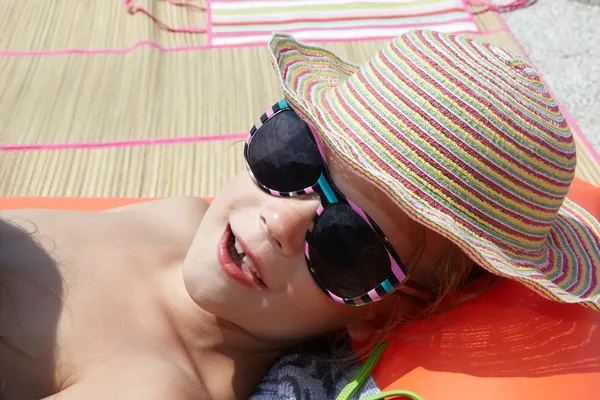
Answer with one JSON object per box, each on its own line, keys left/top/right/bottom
{"left": 40, "top": 382, "right": 199, "bottom": 400}
{"left": 40, "top": 373, "right": 208, "bottom": 400}
{"left": 40, "top": 359, "right": 211, "bottom": 400}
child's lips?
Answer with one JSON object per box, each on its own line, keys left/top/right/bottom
{"left": 231, "top": 231, "right": 267, "bottom": 287}
{"left": 218, "top": 224, "right": 267, "bottom": 290}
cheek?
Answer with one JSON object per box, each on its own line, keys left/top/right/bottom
{"left": 210, "top": 170, "right": 255, "bottom": 207}
{"left": 251, "top": 274, "right": 354, "bottom": 341}
{"left": 389, "top": 224, "right": 423, "bottom": 263}
{"left": 182, "top": 229, "right": 225, "bottom": 308}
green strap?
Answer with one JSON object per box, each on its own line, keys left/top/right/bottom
{"left": 335, "top": 342, "right": 423, "bottom": 400}
{"left": 360, "top": 390, "right": 423, "bottom": 400}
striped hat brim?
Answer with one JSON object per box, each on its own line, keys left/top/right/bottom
{"left": 267, "top": 31, "right": 600, "bottom": 310}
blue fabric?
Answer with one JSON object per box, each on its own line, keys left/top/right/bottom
{"left": 250, "top": 343, "right": 381, "bottom": 400}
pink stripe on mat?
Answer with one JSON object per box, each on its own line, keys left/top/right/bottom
{"left": 206, "top": 0, "right": 214, "bottom": 46}
{"left": 0, "top": 134, "right": 247, "bottom": 152}
{"left": 494, "top": 13, "right": 600, "bottom": 166}
{"left": 460, "top": 0, "right": 480, "bottom": 28}
{"left": 0, "top": 28, "right": 508, "bottom": 57}
{"left": 212, "top": 18, "right": 476, "bottom": 38}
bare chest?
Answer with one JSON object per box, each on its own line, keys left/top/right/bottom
{"left": 0, "top": 212, "right": 189, "bottom": 399}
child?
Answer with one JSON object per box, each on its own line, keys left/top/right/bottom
{"left": 1, "top": 30, "right": 598, "bottom": 399}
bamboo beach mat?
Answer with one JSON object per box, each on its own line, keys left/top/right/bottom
{"left": 0, "top": 0, "right": 599, "bottom": 197}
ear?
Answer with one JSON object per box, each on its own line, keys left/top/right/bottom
{"left": 345, "top": 320, "right": 378, "bottom": 343}
{"left": 345, "top": 297, "right": 399, "bottom": 342}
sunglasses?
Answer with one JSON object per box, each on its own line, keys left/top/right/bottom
{"left": 243, "top": 99, "right": 410, "bottom": 306}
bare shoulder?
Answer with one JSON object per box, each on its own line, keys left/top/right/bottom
{"left": 0, "top": 196, "right": 209, "bottom": 240}
{"left": 104, "top": 196, "right": 210, "bottom": 242}
{"left": 41, "top": 381, "right": 199, "bottom": 400}
{"left": 43, "top": 358, "right": 210, "bottom": 400}
{"left": 105, "top": 195, "right": 210, "bottom": 216}
{"left": 0, "top": 196, "right": 210, "bottom": 269}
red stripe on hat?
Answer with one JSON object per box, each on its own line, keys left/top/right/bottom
{"left": 412, "top": 30, "right": 572, "bottom": 138}
{"left": 428, "top": 31, "right": 563, "bottom": 120}
{"left": 347, "top": 68, "right": 557, "bottom": 222}
{"left": 403, "top": 35, "right": 575, "bottom": 158}
{"left": 387, "top": 42, "right": 574, "bottom": 187}
{"left": 329, "top": 79, "right": 546, "bottom": 248}
{"left": 379, "top": 55, "right": 567, "bottom": 202}
{"left": 375, "top": 49, "right": 568, "bottom": 203}
{"left": 462, "top": 39, "right": 561, "bottom": 115}
{"left": 555, "top": 214, "right": 599, "bottom": 297}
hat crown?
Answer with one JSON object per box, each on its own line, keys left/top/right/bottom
{"left": 363, "top": 31, "right": 576, "bottom": 254}
{"left": 273, "top": 30, "right": 577, "bottom": 256}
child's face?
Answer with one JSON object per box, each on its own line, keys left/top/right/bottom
{"left": 182, "top": 144, "right": 444, "bottom": 344}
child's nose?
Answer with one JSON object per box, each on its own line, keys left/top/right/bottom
{"left": 259, "top": 196, "right": 321, "bottom": 257}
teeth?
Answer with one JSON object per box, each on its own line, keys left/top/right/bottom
{"left": 234, "top": 237, "right": 245, "bottom": 255}
{"left": 241, "top": 263, "right": 252, "bottom": 279}
{"left": 242, "top": 255, "right": 260, "bottom": 279}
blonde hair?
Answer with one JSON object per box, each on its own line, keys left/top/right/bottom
{"left": 332, "top": 229, "right": 495, "bottom": 363}
{"left": 386, "top": 239, "right": 488, "bottom": 331}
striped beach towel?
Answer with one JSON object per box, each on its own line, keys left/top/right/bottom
{"left": 209, "top": 0, "right": 479, "bottom": 46}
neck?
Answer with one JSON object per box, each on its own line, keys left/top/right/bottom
{"left": 157, "top": 266, "right": 284, "bottom": 399}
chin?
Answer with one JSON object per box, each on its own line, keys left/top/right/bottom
{"left": 184, "top": 264, "right": 243, "bottom": 319}
{"left": 181, "top": 256, "right": 214, "bottom": 301}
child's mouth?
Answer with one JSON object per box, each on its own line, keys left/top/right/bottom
{"left": 226, "top": 227, "right": 266, "bottom": 287}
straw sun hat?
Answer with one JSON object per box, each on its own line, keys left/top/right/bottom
{"left": 266, "top": 29, "right": 600, "bottom": 309}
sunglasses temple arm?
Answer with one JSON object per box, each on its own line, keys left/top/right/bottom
{"left": 397, "top": 280, "right": 434, "bottom": 302}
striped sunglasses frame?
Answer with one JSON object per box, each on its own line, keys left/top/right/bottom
{"left": 243, "top": 99, "right": 409, "bottom": 306}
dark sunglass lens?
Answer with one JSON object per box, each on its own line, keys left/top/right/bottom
{"left": 248, "top": 110, "right": 323, "bottom": 192}
{"left": 308, "top": 204, "right": 391, "bottom": 299}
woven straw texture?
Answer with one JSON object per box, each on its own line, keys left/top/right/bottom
{"left": 0, "top": 1, "right": 598, "bottom": 197}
